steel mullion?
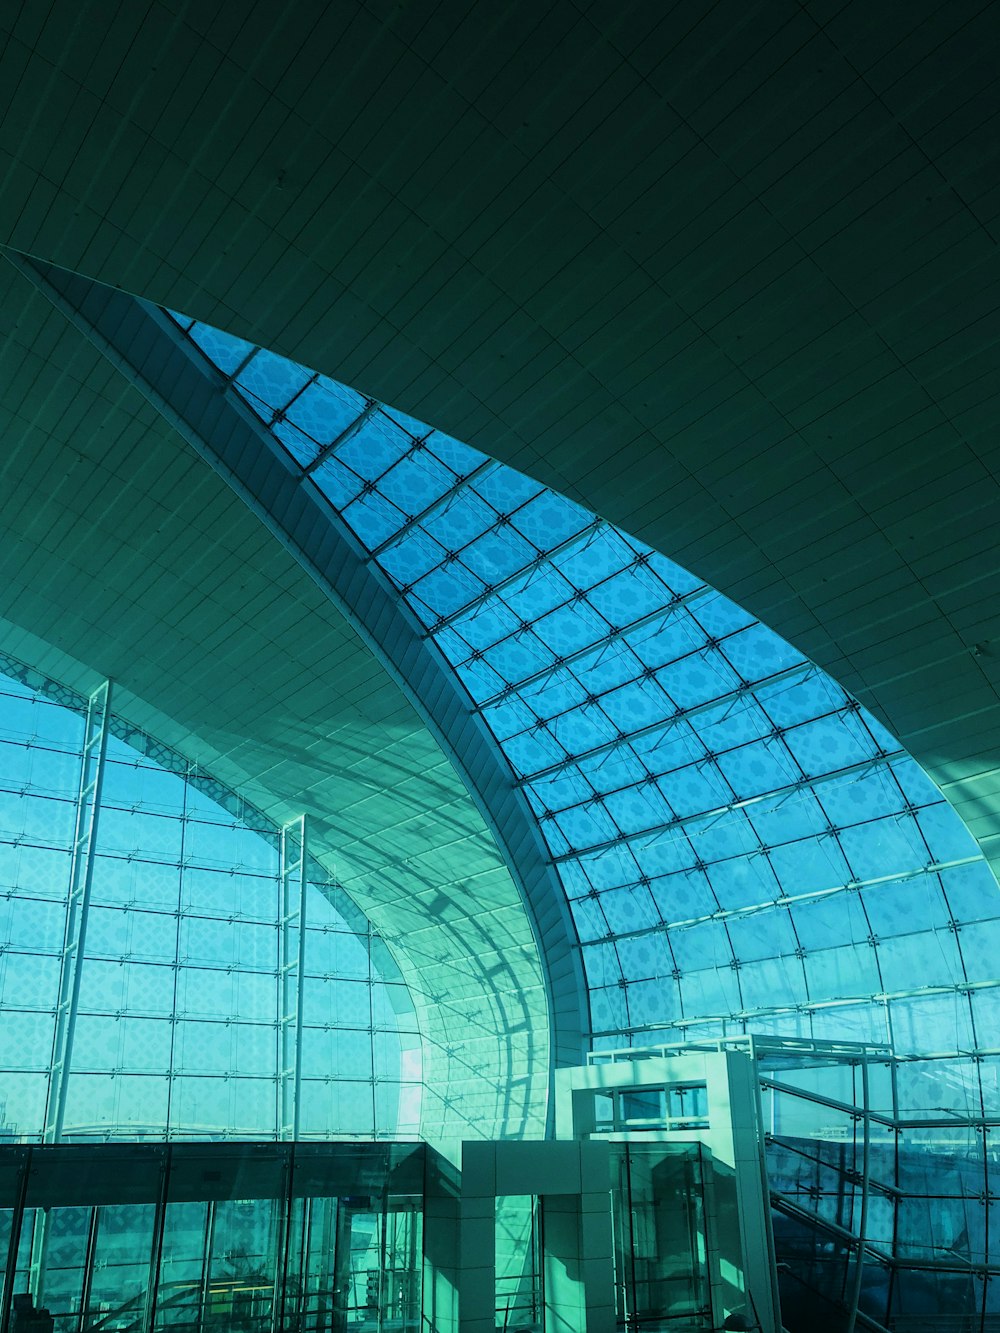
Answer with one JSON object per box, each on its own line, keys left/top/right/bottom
{"left": 141, "top": 1148, "right": 170, "bottom": 1333}
{"left": 528, "top": 697, "right": 880, "bottom": 820}
{"left": 302, "top": 401, "right": 380, "bottom": 477}
{"left": 427, "top": 518, "right": 605, "bottom": 636}
{"left": 550, "top": 750, "right": 905, "bottom": 864}
{"left": 278, "top": 816, "right": 308, "bottom": 1140}
{"left": 518, "top": 660, "right": 814, "bottom": 786}
{"left": 0, "top": 1149, "right": 30, "bottom": 1333}
{"left": 600, "top": 975, "right": 1000, "bottom": 1038}
{"left": 471, "top": 572, "right": 710, "bottom": 705}
{"left": 367, "top": 458, "right": 498, "bottom": 560}
{"left": 44, "top": 679, "right": 112, "bottom": 1143}
{"left": 78, "top": 1205, "right": 100, "bottom": 1333}
{"left": 845, "top": 1058, "right": 871, "bottom": 1333}
{"left": 596, "top": 856, "right": 982, "bottom": 941}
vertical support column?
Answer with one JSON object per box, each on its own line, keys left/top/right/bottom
{"left": 458, "top": 1142, "right": 614, "bottom": 1333}
{"left": 423, "top": 1147, "right": 461, "bottom": 1333}
{"left": 44, "top": 679, "right": 112, "bottom": 1143}
{"left": 142, "top": 1147, "right": 171, "bottom": 1333}
{"left": 457, "top": 1143, "right": 496, "bottom": 1333}
{"left": 709, "top": 1050, "right": 782, "bottom": 1333}
{"left": 0, "top": 1147, "right": 30, "bottom": 1333}
{"left": 278, "top": 815, "right": 308, "bottom": 1140}
{"left": 845, "top": 1058, "right": 871, "bottom": 1333}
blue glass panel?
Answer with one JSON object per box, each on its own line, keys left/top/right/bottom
{"left": 313, "top": 457, "right": 367, "bottom": 509}
{"left": 551, "top": 526, "right": 627, "bottom": 586}
{"left": 341, "top": 488, "right": 409, "bottom": 549}
{"left": 549, "top": 703, "right": 619, "bottom": 755}
{"left": 582, "top": 941, "right": 624, "bottom": 988}
{"left": 413, "top": 561, "right": 487, "bottom": 619}
{"left": 532, "top": 599, "right": 610, "bottom": 657}
{"left": 916, "top": 803, "right": 981, "bottom": 862}
{"left": 727, "top": 911, "right": 799, "bottom": 962}
{"left": 783, "top": 711, "right": 877, "bottom": 778}
{"left": 518, "top": 670, "right": 590, "bottom": 726}
{"left": 569, "top": 893, "right": 610, "bottom": 943}
{"left": 627, "top": 976, "right": 681, "bottom": 1025}
{"left": 511, "top": 489, "right": 592, "bottom": 548}
{"left": 483, "top": 628, "right": 558, "bottom": 683}
{"left": 377, "top": 448, "right": 457, "bottom": 520}
{"left": 680, "top": 965, "right": 742, "bottom": 1016}
{"left": 380, "top": 526, "right": 448, "bottom": 587}
{"left": 862, "top": 874, "right": 951, "bottom": 937}
{"left": 461, "top": 526, "right": 537, "bottom": 583}
{"left": 423, "top": 490, "right": 497, "bottom": 550}
{"left": 748, "top": 791, "right": 829, "bottom": 846}
{"left": 425, "top": 431, "right": 488, "bottom": 475}
{"left": 171, "top": 310, "right": 1000, "bottom": 1124}
{"left": 837, "top": 814, "right": 928, "bottom": 881}
{"left": 649, "top": 868, "right": 718, "bottom": 923}
{"left": 716, "top": 737, "right": 798, "bottom": 800}
{"left": 289, "top": 377, "right": 366, "bottom": 443}
{"left": 272, "top": 419, "right": 318, "bottom": 467}
{"left": 236, "top": 349, "right": 313, "bottom": 415}
{"left": 506, "top": 727, "right": 570, "bottom": 777}
{"left": 471, "top": 465, "right": 544, "bottom": 516}
{"left": 756, "top": 669, "right": 843, "bottom": 726}
{"left": 656, "top": 648, "right": 741, "bottom": 710}
{"left": 188, "top": 322, "right": 253, "bottom": 376}
{"left": 792, "top": 890, "right": 871, "bottom": 950}
{"left": 602, "top": 784, "right": 673, "bottom": 837}
{"left": 718, "top": 620, "right": 802, "bottom": 680}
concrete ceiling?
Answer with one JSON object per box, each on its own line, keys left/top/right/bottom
{"left": 2, "top": 0, "right": 995, "bottom": 873}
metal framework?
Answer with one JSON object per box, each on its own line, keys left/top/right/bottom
{"left": 10, "top": 255, "right": 589, "bottom": 1124}
{"left": 43, "top": 679, "right": 112, "bottom": 1143}
{"left": 278, "top": 815, "right": 308, "bottom": 1141}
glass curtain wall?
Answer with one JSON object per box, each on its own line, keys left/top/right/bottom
{"left": 166, "top": 312, "right": 1000, "bottom": 1115}
{"left": 160, "top": 311, "right": 1000, "bottom": 1299}
{"left": 0, "top": 659, "right": 420, "bottom": 1142}
{"left": 0, "top": 1141, "right": 424, "bottom": 1333}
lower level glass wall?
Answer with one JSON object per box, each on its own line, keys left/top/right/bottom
{"left": 0, "top": 658, "right": 421, "bottom": 1142}
{"left": 2, "top": 1142, "right": 716, "bottom": 1333}
{"left": 611, "top": 1145, "right": 712, "bottom": 1331}
{"left": 0, "top": 1142, "right": 424, "bottom": 1333}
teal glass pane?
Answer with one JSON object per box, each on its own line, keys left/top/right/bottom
{"left": 165, "top": 312, "right": 1000, "bottom": 1120}
{"left": 0, "top": 664, "right": 411, "bottom": 1141}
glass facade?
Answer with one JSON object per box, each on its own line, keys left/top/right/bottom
{"left": 0, "top": 1142, "right": 425, "bottom": 1333}
{"left": 0, "top": 659, "right": 420, "bottom": 1143}
{"left": 167, "top": 312, "right": 1000, "bottom": 1133}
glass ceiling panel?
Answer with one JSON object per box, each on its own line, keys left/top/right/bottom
{"left": 169, "top": 312, "right": 1000, "bottom": 1107}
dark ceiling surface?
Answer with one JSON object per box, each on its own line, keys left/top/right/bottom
{"left": 1, "top": 0, "right": 998, "bottom": 873}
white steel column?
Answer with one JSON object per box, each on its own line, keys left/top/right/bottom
{"left": 278, "top": 815, "right": 308, "bottom": 1139}
{"left": 43, "top": 678, "right": 112, "bottom": 1142}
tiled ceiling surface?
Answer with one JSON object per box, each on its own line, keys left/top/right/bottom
{"left": 1, "top": 0, "right": 995, "bottom": 872}
{"left": 0, "top": 261, "right": 551, "bottom": 1144}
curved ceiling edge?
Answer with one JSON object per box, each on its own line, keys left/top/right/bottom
{"left": 9, "top": 253, "right": 588, "bottom": 1121}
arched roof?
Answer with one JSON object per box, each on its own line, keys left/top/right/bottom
{"left": 148, "top": 294, "right": 1000, "bottom": 1112}
{"left": 0, "top": 256, "right": 565, "bottom": 1144}
{"left": 1, "top": 0, "right": 997, "bottom": 886}
{"left": 15, "top": 252, "right": 1000, "bottom": 1124}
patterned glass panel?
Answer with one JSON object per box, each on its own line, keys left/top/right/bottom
{"left": 0, "top": 659, "right": 418, "bottom": 1141}
{"left": 168, "top": 314, "right": 1000, "bottom": 1131}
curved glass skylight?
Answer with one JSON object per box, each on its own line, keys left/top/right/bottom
{"left": 0, "top": 657, "right": 420, "bottom": 1141}
{"left": 170, "top": 313, "right": 1000, "bottom": 1124}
